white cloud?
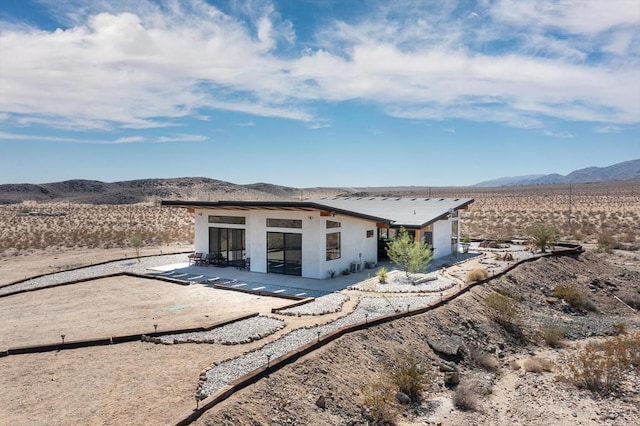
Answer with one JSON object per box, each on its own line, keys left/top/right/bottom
{"left": 541, "top": 130, "right": 576, "bottom": 138}
{"left": 114, "top": 136, "right": 145, "bottom": 143}
{"left": 0, "top": 131, "right": 206, "bottom": 144}
{"left": 0, "top": 0, "right": 638, "bottom": 136}
{"left": 594, "top": 125, "right": 622, "bottom": 134}
{"left": 232, "top": 121, "right": 256, "bottom": 127}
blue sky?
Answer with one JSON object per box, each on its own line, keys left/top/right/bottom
{"left": 0, "top": 0, "right": 638, "bottom": 187}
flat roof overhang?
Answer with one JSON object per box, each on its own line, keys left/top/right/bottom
{"left": 161, "top": 200, "right": 392, "bottom": 226}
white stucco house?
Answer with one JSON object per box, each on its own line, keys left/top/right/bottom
{"left": 161, "top": 197, "right": 474, "bottom": 279}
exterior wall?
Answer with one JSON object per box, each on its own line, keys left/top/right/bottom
{"left": 321, "top": 214, "right": 378, "bottom": 279}
{"left": 192, "top": 208, "right": 377, "bottom": 279}
{"left": 432, "top": 219, "right": 453, "bottom": 259}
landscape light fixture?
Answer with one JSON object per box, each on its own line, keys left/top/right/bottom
{"left": 365, "top": 313, "right": 368, "bottom": 323}
{"left": 154, "top": 324, "right": 158, "bottom": 333}
{"left": 407, "top": 304, "right": 410, "bottom": 312}
{"left": 60, "top": 334, "right": 66, "bottom": 344}
{"left": 317, "top": 331, "right": 321, "bottom": 343}
{"left": 266, "top": 353, "right": 272, "bottom": 368}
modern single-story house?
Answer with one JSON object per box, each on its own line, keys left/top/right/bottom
{"left": 161, "top": 197, "right": 474, "bottom": 279}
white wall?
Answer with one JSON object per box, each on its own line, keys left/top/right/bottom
{"left": 193, "top": 208, "right": 377, "bottom": 279}
{"left": 432, "top": 219, "right": 453, "bottom": 259}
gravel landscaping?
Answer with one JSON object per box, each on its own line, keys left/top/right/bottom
{"left": 198, "top": 294, "right": 437, "bottom": 397}
{"left": 350, "top": 271, "right": 457, "bottom": 293}
{"left": 0, "top": 254, "right": 187, "bottom": 296}
{"left": 277, "top": 293, "right": 349, "bottom": 316}
{"left": 152, "top": 316, "right": 286, "bottom": 345}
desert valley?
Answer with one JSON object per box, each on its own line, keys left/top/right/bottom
{"left": 0, "top": 177, "right": 639, "bottom": 425}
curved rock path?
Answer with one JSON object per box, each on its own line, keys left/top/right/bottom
{"left": 0, "top": 254, "right": 186, "bottom": 296}
{"left": 199, "top": 294, "right": 438, "bottom": 397}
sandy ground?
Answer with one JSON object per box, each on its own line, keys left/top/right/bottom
{"left": 0, "top": 244, "right": 189, "bottom": 287}
{"left": 0, "top": 275, "right": 295, "bottom": 349}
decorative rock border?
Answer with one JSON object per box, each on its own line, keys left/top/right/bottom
{"left": 274, "top": 293, "right": 349, "bottom": 316}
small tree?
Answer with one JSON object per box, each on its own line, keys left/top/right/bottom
{"left": 129, "top": 233, "right": 143, "bottom": 261}
{"left": 526, "top": 223, "right": 558, "bottom": 253}
{"left": 386, "top": 228, "right": 432, "bottom": 278}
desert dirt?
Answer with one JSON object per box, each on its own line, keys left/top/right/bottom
{"left": 1, "top": 181, "right": 639, "bottom": 425}
{"left": 195, "top": 251, "right": 640, "bottom": 426}
{"left": 0, "top": 275, "right": 296, "bottom": 349}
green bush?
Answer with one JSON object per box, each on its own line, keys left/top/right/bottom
{"left": 377, "top": 267, "right": 388, "bottom": 284}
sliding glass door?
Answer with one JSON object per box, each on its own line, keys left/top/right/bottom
{"left": 267, "top": 232, "right": 302, "bottom": 276}
{"left": 209, "top": 228, "right": 245, "bottom": 263}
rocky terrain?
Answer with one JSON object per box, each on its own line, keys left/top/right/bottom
{"left": 195, "top": 251, "right": 640, "bottom": 425}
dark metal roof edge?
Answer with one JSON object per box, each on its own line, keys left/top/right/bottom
{"left": 160, "top": 200, "right": 391, "bottom": 224}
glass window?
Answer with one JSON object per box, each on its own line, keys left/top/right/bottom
{"left": 267, "top": 218, "right": 302, "bottom": 228}
{"left": 366, "top": 230, "right": 374, "bottom": 238}
{"left": 326, "top": 232, "right": 341, "bottom": 261}
{"left": 209, "top": 215, "right": 245, "bottom": 224}
{"left": 326, "top": 220, "right": 341, "bottom": 228}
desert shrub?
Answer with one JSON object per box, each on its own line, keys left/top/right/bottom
{"left": 552, "top": 285, "right": 596, "bottom": 312}
{"left": 468, "top": 347, "right": 500, "bottom": 372}
{"left": 362, "top": 380, "right": 398, "bottom": 425}
{"left": 612, "top": 322, "right": 627, "bottom": 336}
{"left": 564, "top": 333, "right": 639, "bottom": 393}
{"left": 523, "top": 357, "right": 554, "bottom": 373}
{"left": 453, "top": 382, "right": 478, "bottom": 411}
{"left": 485, "top": 292, "right": 518, "bottom": 326}
{"left": 377, "top": 267, "right": 388, "bottom": 284}
{"left": 540, "top": 323, "right": 566, "bottom": 347}
{"left": 597, "top": 232, "right": 615, "bottom": 254}
{"left": 387, "top": 353, "right": 427, "bottom": 403}
{"left": 466, "top": 268, "right": 488, "bottom": 282}
{"left": 527, "top": 223, "right": 558, "bottom": 252}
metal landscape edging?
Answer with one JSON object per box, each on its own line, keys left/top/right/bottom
{"left": 2, "top": 312, "right": 260, "bottom": 357}
{"left": 173, "top": 244, "right": 584, "bottom": 425}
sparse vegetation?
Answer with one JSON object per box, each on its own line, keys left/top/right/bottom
{"left": 597, "top": 232, "right": 615, "bottom": 254}
{"left": 466, "top": 268, "right": 488, "bottom": 282}
{"left": 387, "top": 352, "right": 428, "bottom": 404}
{"left": 540, "top": 323, "right": 566, "bottom": 347}
{"left": 527, "top": 223, "right": 558, "bottom": 253}
{"left": 485, "top": 292, "right": 519, "bottom": 327}
{"left": 386, "top": 227, "right": 433, "bottom": 278}
{"left": 552, "top": 284, "right": 596, "bottom": 312}
{"left": 377, "top": 267, "right": 388, "bottom": 284}
{"left": 128, "top": 233, "right": 143, "bottom": 261}
{"left": 362, "top": 381, "right": 398, "bottom": 425}
{"left": 453, "top": 382, "right": 478, "bottom": 411}
{"left": 563, "top": 332, "right": 640, "bottom": 393}
{"left": 523, "top": 357, "right": 554, "bottom": 373}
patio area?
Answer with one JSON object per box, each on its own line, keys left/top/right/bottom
{"left": 147, "top": 251, "right": 480, "bottom": 298}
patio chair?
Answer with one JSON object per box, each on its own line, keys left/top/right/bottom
{"left": 188, "top": 252, "right": 203, "bottom": 266}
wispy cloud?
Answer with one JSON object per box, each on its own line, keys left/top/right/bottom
{"left": 233, "top": 121, "right": 256, "bottom": 127}
{"left": 594, "top": 125, "right": 622, "bottom": 134}
{"left": 0, "top": 131, "right": 207, "bottom": 144}
{"left": 541, "top": 130, "right": 576, "bottom": 138}
{"left": 0, "top": 0, "right": 638, "bottom": 136}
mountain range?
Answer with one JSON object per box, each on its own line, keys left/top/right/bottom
{"left": 1, "top": 159, "right": 638, "bottom": 204}
{"left": 473, "top": 159, "right": 640, "bottom": 187}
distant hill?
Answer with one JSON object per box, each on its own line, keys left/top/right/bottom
{"left": 0, "top": 177, "right": 347, "bottom": 205}
{"left": 474, "top": 159, "right": 640, "bottom": 187}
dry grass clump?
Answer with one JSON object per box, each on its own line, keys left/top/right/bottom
{"left": 485, "top": 292, "right": 518, "bottom": 326}
{"left": 563, "top": 332, "right": 640, "bottom": 393}
{"left": 539, "top": 323, "right": 567, "bottom": 348}
{"left": 362, "top": 381, "right": 398, "bottom": 425}
{"left": 552, "top": 284, "right": 596, "bottom": 312}
{"left": 523, "top": 357, "right": 554, "bottom": 373}
{"left": 362, "top": 352, "right": 431, "bottom": 424}
{"left": 453, "top": 382, "right": 478, "bottom": 411}
{"left": 466, "top": 268, "right": 488, "bottom": 282}
{"left": 468, "top": 347, "right": 500, "bottom": 372}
